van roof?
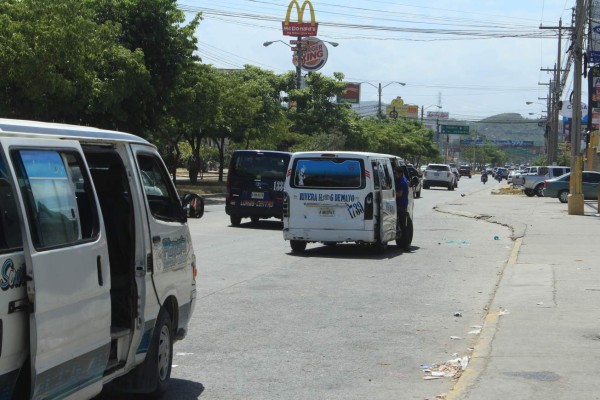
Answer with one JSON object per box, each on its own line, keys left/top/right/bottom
{"left": 0, "top": 118, "right": 150, "bottom": 145}
{"left": 232, "top": 149, "right": 291, "bottom": 155}
{"left": 290, "top": 151, "right": 403, "bottom": 160}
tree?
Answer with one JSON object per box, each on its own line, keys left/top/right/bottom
{"left": 90, "top": 0, "right": 202, "bottom": 136}
{"left": 0, "top": 0, "right": 151, "bottom": 128}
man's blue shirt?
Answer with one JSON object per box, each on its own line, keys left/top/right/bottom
{"left": 395, "top": 176, "right": 409, "bottom": 209}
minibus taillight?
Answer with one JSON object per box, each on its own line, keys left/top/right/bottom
{"left": 283, "top": 192, "right": 290, "bottom": 218}
{"left": 364, "top": 193, "right": 373, "bottom": 220}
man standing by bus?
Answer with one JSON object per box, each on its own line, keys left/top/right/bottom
{"left": 394, "top": 167, "right": 409, "bottom": 249}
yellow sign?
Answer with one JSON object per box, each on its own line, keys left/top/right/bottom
{"left": 385, "top": 97, "right": 419, "bottom": 119}
{"left": 282, "top": 0, "right": 318, "bottom": 36}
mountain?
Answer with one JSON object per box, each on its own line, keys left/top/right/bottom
{"left": 467, "top": 113, "right": 545, "bottom": 146}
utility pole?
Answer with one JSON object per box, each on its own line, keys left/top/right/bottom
{"left": 569, "top": 0, "right": 585, "bottom": 215}
{"left": 540, "top": 19, "right": 569, "bottom": 165}
{"left": 296, "top": 35, "right": 303, "bottom": 89}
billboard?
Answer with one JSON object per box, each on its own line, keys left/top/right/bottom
{"left": 590, "top": 1, "right": 600, "bottom": 63}
{"left": 427, "top": 111, "right": 449, "bottom": 119}
{"left": 292, "top": 37, "right": 328, "bottom": 71}
{"left": 385, "top": 97, "right": 419, "bottom": 119}
{"left": 337, "top": 82, "right": 361, "bottom": 104}
{"left": 282, "top": 0, "right": 318, "bottom": 36}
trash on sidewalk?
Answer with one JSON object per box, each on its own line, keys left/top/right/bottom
{"left": 450, "top": 336, "right": 463, "bottom": 340}
{"left": 499, "top": 307, "right": 510, "bottom": 316}
{"left": 494, "top": 235, "right": 500, "bottom": 240}
{"left": 422, "top": 356, "right": 469, "bottom": 380}
{"left": 453, "top": 311, "right": 462, "bottom": 317}
{"left": 468, "top": 325, "right": 482, "bottom": 335}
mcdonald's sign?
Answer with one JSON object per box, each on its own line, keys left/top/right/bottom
{"left": 282, "top": 0, "right": 318, "bottom": 36}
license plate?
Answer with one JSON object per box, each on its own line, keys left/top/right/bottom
{"left": 319, "top": 207, "right": 335, "bottom": 217}
{"left": 251, "top": 192, "right": 264, "bottom": 199}
{"left": 434, "top": 172, "right": 440, "bottom": 177}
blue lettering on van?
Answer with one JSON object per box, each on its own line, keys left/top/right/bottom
{"left": 162, "top": 236, "right": 187, "bottom": 269}
{"left": 335, "top": 194, "right": 355, "bottom": 202}
{"left": 0, "top": 259, "right": 26, "bottom": 291}
{"left": 346, "top": 201, "right": 365, "bottom": 219}
{"left": 299, "top": 192, "right": 318, "bottom": 201}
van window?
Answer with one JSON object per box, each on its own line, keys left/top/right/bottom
{"left": 12, "top": 150, "right": 99, "bottom": 249}
{"left": 137, "top": 154, "right": 182, "bottom": 221}
{"left": 0, "top": 157, "right": 23, "bottom": 252}
{"left": 231, "top": 153, "right": 288, "bottom": 180}
{"left": 292, "top": 158, "right": 364, "bottom": 189}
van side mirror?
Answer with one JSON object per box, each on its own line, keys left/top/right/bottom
{"left": 182, "top": 193, "right": 205, "bottom": 219}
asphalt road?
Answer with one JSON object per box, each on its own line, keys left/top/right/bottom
{"left": 166, "top": 177, "right": 513, "bottom": 400}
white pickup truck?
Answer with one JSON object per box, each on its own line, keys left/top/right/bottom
{"left": 516, "top": 165, "right": 570, "bottom": 197}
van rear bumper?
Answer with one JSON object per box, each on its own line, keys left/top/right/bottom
{"left": 226, "top": 204, "right": 283, "bottom": 219}
{"left": 283, "top": 228, "right": 376, "bottom": 243}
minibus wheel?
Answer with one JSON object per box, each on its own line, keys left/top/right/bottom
{"left": 290, "top": 240, "right": 306, "bottom": 252}
{"left": 230, "top": 215, "right": 242, "bottom": 226}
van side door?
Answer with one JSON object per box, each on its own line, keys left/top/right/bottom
{"left": 377, "top": 159, "right": 397, "bottom": 242}
{"left": 130, "top": 145, "right": 195, "bottom": 333}
{"left": 0, "top": 137, "right": 111, "bottom": 399}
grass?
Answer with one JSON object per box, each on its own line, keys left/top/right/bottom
{"left": 173, "top": 169, "right": 226, "bottom": 196}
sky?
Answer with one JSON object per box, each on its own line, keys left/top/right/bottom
{"left": 178, "top": 0, "right": 576, "bottom": 122}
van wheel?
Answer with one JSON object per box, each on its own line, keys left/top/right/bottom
{"left": 290, "top": 240, "right": 306, "bottom": 252}
{"left": 230, "top": 215, "right": 242, "bottom": 226}
{"left": 396, "top": 217, "right": 413, "bottom": 250}
{"left": 146, "top": 310, "right": 173, "bottom": 398}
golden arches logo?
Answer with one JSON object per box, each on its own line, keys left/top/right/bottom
{"left": 282, "top": 0, "right": 319, "bottom": 36}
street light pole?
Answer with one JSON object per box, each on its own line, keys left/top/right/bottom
{"left": 360, "top": 81, "right": 406, "bottom": 118}
{"left": 296, "top": 35, "right": 303, "bottom": 89}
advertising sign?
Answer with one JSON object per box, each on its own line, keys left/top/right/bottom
{"left": 588, "top": 66, "right": 600, "bottom": 131}
{"left": 385, "top": 97, "right": 419, "bottom": 119}
{"left": 590, "top": 1, "right": 600, "bottom": 63}
{"left": 427, "top": 111, "right": 449, "bottom": 119}
{"left": 282, "top": 0, "right": 318, "bottom": 36}
{"left": 292, "top": 37, "right": 328, "bottom": 71}
{"left": 337, "top": 83, "right": 361, "bottom": 104}
{"left": 560, "top": 100, "right": 588, "bottom": 118}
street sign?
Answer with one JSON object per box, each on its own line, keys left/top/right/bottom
{"left": 441, "top": 125, "right": 469, "bottom": 135}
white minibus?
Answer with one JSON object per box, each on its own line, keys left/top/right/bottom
{"left": 0, "top": 118, "right": 199, "bottom": 399}
{"left": 282, "top": 151, "right": 415, "bottom": 252}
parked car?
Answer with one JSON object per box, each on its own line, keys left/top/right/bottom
{"left": 542, "top": 171, "right": 600, "bottom": 203}
{"left": 458, "top": 165, "right": 472, "bottom": 178}
{"left": 423, "top": 164, "right": 456, "bottom": 190}
{"left": 522, "top": 166, "right": 570, "bottom": 197}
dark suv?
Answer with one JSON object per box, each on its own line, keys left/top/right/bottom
{"left": 458, "top": 165, "right": 472, "bottom": 178}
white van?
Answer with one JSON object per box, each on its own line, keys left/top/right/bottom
{"left": 0, "top": 119, "right": 199, "bottom": 399}
{"left": 282, "top": 151, "right": 415, "bottom": 252}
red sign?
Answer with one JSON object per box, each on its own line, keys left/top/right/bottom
{"left": 337, "top": 83, "right": 361, "bottom": 104}
{"left": 282, "top": 0, "right": 318, "bottom": 37}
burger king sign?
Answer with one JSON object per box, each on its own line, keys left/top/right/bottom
{"left": 292, "top": 37, "right": 329, "bottom": 72}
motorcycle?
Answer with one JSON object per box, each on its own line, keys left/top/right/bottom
{"left": 481, "top": 174, "right": 488, "bottom": 184}
{"left": 496, "top": 174, "right": 502, "bottom": 183}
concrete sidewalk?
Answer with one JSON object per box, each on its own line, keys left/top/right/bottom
{"left": 436, "top": 188, "right": 600, "bottom": 400}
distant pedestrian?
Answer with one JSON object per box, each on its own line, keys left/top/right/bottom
{"left": 394, "top": 167, "right": 409, "bottom": 248}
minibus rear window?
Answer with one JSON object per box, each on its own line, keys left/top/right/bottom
{"left": 292, "top": 159, "right": 364, "bottom": 189}
{"left": 231, "top": 153, "right": 289, "bottom": 179}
